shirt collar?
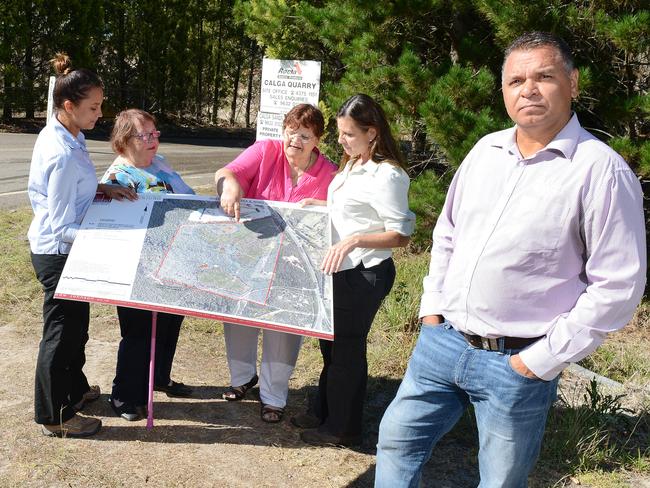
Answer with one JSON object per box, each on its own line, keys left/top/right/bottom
{"left": 544, "top": 113, "right": 580, "bottom": 158}
{"left": 348, "top": 158, "right": 381, "bottom": 175}
{"left": 490, "top": 113, "right": 580, "bottom": 160}
{"left": 51, "top": 115, "right": 87, "bottom": 150}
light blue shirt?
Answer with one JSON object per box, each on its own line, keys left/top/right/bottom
{"left": 27, "top": 116, "right": 98, "bottom": 254}
{"left": 100, "top": 154, "right": 195, "bottom": 195}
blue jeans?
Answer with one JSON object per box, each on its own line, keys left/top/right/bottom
{"left": 376, "top": 323, "right": 559, "bottom": 488}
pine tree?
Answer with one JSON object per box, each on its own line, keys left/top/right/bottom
{"left": 236, "top": 0, "right": 648, "bottom": 258}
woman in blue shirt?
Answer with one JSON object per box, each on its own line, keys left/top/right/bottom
{"left": 101, "top": 109, "right": 194, "bottom": 421}
{"left": 28, "top": 53, "right": 134, "bottom": 438}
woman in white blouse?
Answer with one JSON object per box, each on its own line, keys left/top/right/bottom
{"left": 294, "top": 94, "right": 415, "bottom": 446}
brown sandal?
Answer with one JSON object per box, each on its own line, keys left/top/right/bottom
{"left": 222, "top": 375, "right": 258, "bottom": 401}
{"left": 261, "top": 404, "right": 284, "bottom": 423}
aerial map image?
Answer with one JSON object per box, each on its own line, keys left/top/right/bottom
{"left": 130, "top": 197, "right": 333, "bottom": 338}
{"left": 55, "top": 195, "right": 333, "bottom": 339}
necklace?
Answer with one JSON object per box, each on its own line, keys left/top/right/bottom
{"left": 290, "top": 152, "right": 316, "bottom": 186}
{"left": 304, "top": 151, "right": 316, "bottom": 171}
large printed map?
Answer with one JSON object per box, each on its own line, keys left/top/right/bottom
{"left": 55, "top": 194, "right": 333, "bottom": 339}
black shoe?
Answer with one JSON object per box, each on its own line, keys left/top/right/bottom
{"left": 300, "top": 428, "right": 362, "bottom": 447}
{"left": 290, "top": 413, "right": 321, "bottom": 429}
{"left": 108, "top": 397, "right": 142, "bottom": 421}
{"left": 136, "top": 405, "right": 148, "bottom": 418}
{"left": 154, "top": 380, "right": 193, "bottom": 398}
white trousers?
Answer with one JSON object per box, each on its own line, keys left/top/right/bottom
{"left": 223, "top": 323, "right": 303, "bottom": 408}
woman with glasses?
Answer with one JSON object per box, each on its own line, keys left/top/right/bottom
{"left": 292, "top": 94, "right": 415, "bottom": 447}
{"left": 101, "top": 109, "right": 194, "bottom": 421}
{"left": 215, "top": 103, "right": 336, "bottom": 423}
{"left": 28, "top": 53, "right": 135, "bottom": 438}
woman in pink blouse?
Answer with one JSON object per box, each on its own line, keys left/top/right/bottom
{"left": 215, "top": 104, "right": 336, "bottom": 423}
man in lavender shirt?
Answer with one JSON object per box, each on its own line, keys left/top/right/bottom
{"left": 375, "top": 32, "right": 646, "bottom": 487}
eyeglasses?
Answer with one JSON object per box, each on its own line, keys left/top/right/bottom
{"left": 284, "top": 129, "right": 314, "bottom": 143}
{"left": 132, "top": 130, "right": 161, "bottom": 143}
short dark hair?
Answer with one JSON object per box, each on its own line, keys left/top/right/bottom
{"left": 50, "top": 52, "right": 103, "bottom": 109}
{"left": 336, "top": 93, "right": 406, "bottom": 170}
{"left": 502, "top": 31, "right": 575, "bottom": 75}
{"left": 283, "top": 104, "right": 325, "bottom": 138}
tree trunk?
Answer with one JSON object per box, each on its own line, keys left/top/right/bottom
{"left": 211, "top": 9, "right": 223, "bottom": 124}
{"left": 117, "top": 4, "right": 126, "bottom": 107}
{"left": 229, "top": 30, "right": 245, "bottom": 125}
{"left": 245, "top": 39, "right": 257, "bottom": 128}
{"left": 23, "top": 2, "right": 34, "bottom": 118}
{"left": 2, "top": 70, "right": 12, "bottom": 121}
{"left": 1, "top": 18, "right": 12, "bottom": 121}
{"left": 196, "top": 9, "right": 204, "bottom": 121}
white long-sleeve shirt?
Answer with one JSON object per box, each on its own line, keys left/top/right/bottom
{"left": 28, "top": 116, "right": 98, "bottom": 254}
{"left": 328, "top": 159, "right": 416, "bottom": 270}
{"left": 419, "top": 114, "right": 646, "bottom": 380}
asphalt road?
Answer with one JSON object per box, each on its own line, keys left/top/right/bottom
{"left": 0, "top": 133, "right": 247, "bottom": 209}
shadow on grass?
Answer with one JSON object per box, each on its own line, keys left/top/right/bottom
{"left": 80, "top": 376, "right": 648, "bottom": 487}
{"left": 351, "top": 377, "right": 650, "bottom": 487}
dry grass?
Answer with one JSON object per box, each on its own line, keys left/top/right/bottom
{"left": 1, "top": 206, "right": 648, "bottom": 487}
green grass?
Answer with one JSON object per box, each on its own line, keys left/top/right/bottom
{"left": 0, "top": 208, "right": 42, "bottom": 331}
{"left": 541, "top": 378, "right": 649, "bottom": 479}
{"left": 579, "top": 305, "right": 650, "bottom": 385}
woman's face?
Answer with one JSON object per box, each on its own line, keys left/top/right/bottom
{"left": 283, "top": 124, "right": 319, "bottom": 164}
{"left": 123, "top": 118, "right": 160, "bottom": 166}
{"left": 336, "top": 116, "right": 376, "bottom": 161}
{"left": 67, "top": 86, "right": 103, "bottom": 131}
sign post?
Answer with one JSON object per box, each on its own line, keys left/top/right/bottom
{"left": 46, "top": 76, "right": 56, "bottom": 123}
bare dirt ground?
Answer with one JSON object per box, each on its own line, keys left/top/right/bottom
{"left": 1, "top": 311, "right": 648, "bottom": 488}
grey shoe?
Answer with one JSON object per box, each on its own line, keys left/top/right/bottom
{"left": 41, "top": 414, "right": 102, "bottom": 438}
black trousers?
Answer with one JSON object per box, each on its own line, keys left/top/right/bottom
{"left": 317, "top": 258, "right": 396, "bottom": 437}
{"left": 111, "top": 306, "right": 184, "bottom": 405}
{"left": 31, "top": 253, "right": 91, "bottom": 424}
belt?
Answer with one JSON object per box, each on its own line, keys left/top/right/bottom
{"left": 461, "top": 332, "right": 542, "bottom": 352}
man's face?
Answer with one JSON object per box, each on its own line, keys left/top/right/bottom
{"left": 502, "top": 46, "right": 578, "bottom": 136}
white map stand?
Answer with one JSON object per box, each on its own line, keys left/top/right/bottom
{"left": 56, "top": 194, "right": 333, "bottom": 428}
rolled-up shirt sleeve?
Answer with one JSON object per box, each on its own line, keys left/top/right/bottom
{"left": 372, "top": 167, "right": 415, "bottom": 236}
{"left": 520, "top": 167, "right": 646, "bottom": 380}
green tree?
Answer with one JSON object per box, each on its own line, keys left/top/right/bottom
{"left": 236, "top": 0, "right": 648, "bottom": 254}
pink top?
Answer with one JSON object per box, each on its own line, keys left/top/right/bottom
{"left": 226, "top": 139, "right": 336, "bottom": 202}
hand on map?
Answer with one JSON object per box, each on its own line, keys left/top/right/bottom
{"left": 220, "top": 190, "right": 243, "bottom": 221}
{"left": 298, "top": 198, "right": 326, "bottom": 207}
{"left": 321, "top": 235, "right": 359, "bottom": 275}
{"left": 97, "top": 183, "right": 138, "bottom": 201}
